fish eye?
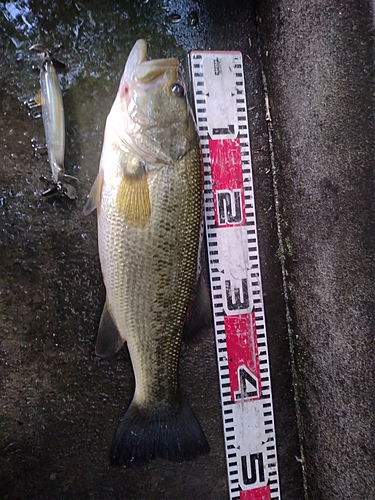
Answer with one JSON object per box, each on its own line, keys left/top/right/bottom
{"left": 171, "top": 83, "right": 184, "bottom": 97}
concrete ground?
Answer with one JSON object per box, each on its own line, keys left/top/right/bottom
{"left": 0, "top": 1, "right": 374, "bottom": 499}
{"left": 256, "top": 1, "right": 375, "bottom": 498}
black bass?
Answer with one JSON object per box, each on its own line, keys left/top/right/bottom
{"left": 84, "top": 39, "right": 210, "bottom": 466}
{"left": 30, "top": 45, "right": 77, "bottom": 199}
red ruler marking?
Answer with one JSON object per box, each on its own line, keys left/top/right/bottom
{"left": 210, "top": 138, "right": 246, "bottom": 227}
{"left": 225, "top": 312, "right": 261, "bottom": 402}
{"left": 241, "top": 486, "right": 271, "bottom": 500}
{"left": 190, "top": 50, "right": 281, "bottom": 500}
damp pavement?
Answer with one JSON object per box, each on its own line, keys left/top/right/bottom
{"left": 0, "top": 1, "right": 373, "bottom": 499}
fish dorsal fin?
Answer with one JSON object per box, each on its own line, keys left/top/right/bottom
{"left": 116, "top": 166, "right": 151, "bottom": 226}
{"left": 95, "top": 299, "right": 125, "bottom": 358}
{"left": 83, "top": 170, "right": 104, "bottom": 215}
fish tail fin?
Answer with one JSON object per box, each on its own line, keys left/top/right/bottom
{"left": 109, "top": 392, "right": 210, "bottom": 467}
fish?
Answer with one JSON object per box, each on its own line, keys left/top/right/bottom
{"left": 30, "top": 44, "right": 77, "bottom": 199}
{"left": 84, "top": 39, "right": 210, "bottom": 467}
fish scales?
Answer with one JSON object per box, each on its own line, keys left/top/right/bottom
{"left": 99, "top": 147, "right": 202, "bottom": 404}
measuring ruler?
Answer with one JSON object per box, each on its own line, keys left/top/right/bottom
{"left": 189, "top": 51, "right": 281, "bottom": 500}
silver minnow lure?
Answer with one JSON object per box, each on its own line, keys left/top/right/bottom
{"left": 30, "top": 44, "right": 77, "bottom": 199}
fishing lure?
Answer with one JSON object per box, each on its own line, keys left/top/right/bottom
{"left": 30, "top": 45, "right": 77, "bottom": 199}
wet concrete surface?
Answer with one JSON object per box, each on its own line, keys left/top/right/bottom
{"left": 0, "top": 2, "right": 303, "bottom": 499}
{"left": 256, "top": 1, "right": 375, "bottom": 499}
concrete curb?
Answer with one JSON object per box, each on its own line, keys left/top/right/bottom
{"left": 256, "top": 1, "right": 375, "bottom": 498}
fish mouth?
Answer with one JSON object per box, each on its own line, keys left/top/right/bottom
{"left": 123, "top": 39, "right": 179, "bottom": 87}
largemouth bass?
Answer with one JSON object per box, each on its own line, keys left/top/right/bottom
{"left": 84, "top": 39, "right": 210, "bottom": 467}
{"left": 30, "top": 44, "right": 77, "bottom": 199}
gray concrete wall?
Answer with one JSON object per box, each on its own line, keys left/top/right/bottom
{"left": 256, "top": 1, "right": 375, "bottom": 498}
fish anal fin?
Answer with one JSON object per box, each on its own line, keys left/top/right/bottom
{"left": 183, "top": 272, "right": 213, "bottom": 342}
{"left": 109, "top": 391, "right": 210, "bottom": 467}
{"left": 116, "top": 169, "right": 150, "bottom": 226}
{"left": 95, "top": 300, "right": 125, "bottom": 358}
{"left": 83, "top": 170, "right": 104, "bottom": 216}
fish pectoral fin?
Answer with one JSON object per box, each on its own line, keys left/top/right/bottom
{"left": 83, "top": 170, "right": 104, "bottom": 215}
{"left": 183, "top": 272, "right": 213, "bottom": 342}
{"left": 95, "top": 300, "right": 125, "bottom": 358}
{"left": 116, "top": 168, "right": 151, "bottom": 226}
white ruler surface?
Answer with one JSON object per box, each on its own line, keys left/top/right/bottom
{"left": 189, "top": 50, "right": 281, "bottom": 500}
